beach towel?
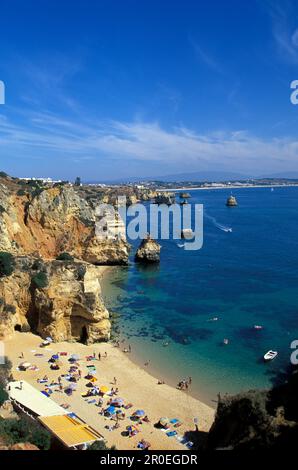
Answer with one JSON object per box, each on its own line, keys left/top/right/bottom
{"left": 87, "top": 399, "right": 96, "bottom": 404}
{"left": 166, "top": 431, "right": 178, "bottom": 437}
{"left": 60, "top": 352, "right": 68, "bottom": 356}
{"left": 41, "top": 391, "right": 50, "bottom": 397}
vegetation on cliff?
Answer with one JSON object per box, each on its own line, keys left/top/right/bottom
{"left": 56, "top": 252, "right": 74, "bottom": 261}
{"left": 207, "top": 367, "right": 298, "bottom": 450}
{"left": 0, "top": 252, "right": 14, "bottom": 278}
{"left": 0, "top": 416, "right": 51, "bottom": 450}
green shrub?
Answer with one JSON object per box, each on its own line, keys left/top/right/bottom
{"left": 17, "top": 189, "right": 26, "bottom": 196}
{"left": 31, "top": 272, "right": 48, "bottom": 289}
{"left": 0, "top": 171, "right": 8, "bottom": 178}
{"left": 0, "top": 252, "right": 14, "bottom": 277}
{"left": 0, "top": 417, "right": 51, "bottom": 450}
{"left": 0, "top": 205, "right": 5, "bottom": 214}
{"left": 31, "top": 188, "right": 44, "bottom": 198}
{"left": 56, "top": 252, "right": 74, "bottom": 262}
{"left": 3, "top": 304, "right": 16, "bottom": 315}
{"left": 0, "top": 386, "right": 8, "bottom": 405}
{"left": 88, "top": 440, "right": 116, "bottom": 450}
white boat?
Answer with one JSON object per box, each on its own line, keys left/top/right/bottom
{"left": 223, "top": 338, "right": 229, "bottom": 345}
{"left": 263, "top": 350, "right": 278, "bottom": 361}
{"left": 181, "top": 229, "right": 194, "bottom": 239}
{"left": 254, "top": 325, "right": 263, "bottom": 330}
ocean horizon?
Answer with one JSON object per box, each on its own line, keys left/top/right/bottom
{"left": 102, "top": 186, "right": 298, "bottom": 406}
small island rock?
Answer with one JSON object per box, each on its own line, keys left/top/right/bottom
{"left": 135, "top": 235, "right": 161, "bottom": 263}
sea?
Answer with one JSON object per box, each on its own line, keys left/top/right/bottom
{"left": 102, "top": 186, "right": 298, "bottom": 406}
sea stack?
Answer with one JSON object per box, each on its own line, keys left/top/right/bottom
{"left": 179, "top": 192, "right": 191, "bottom": 199}
{"left": 226, "top": 195, "right": 238, "bottom": 206}
{"left": 135, "top": 234, "right": 161, "bottom": 263}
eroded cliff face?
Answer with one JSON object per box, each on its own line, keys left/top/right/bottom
{"left": 206, "top": 369, "right": 298, "bottom": 450}
{"left": 0, "top": 257, "right": 110, "bottom": 344}
{"left": 0, "top": 184, "right": 129, "bottom": 264}
{"left": 135, "top": 236, "right": 161, "bottom": 263}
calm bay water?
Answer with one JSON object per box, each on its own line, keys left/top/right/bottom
{"left": 102, "top": 186, "right": 298, "bottom": 405}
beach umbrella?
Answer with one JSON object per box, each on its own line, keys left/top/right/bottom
{"left": 70, "top": 354, "right": 80, "bottom": 361}
{"left": 67, "top": 383, "right": 77, "bottom": 390}
{"left": 134, "top": 409, "right": 145, "bottom": 418}
{"left": 19, "top": 362, "right": 31, "bottom": 369}
{"left": 100, "top": 385, "right": 109, "bottom": 394}
{"left": 111, "top": 397, "right": 124, "bottom": 407}
{"left": 159, "top": 417, "right": 170, "bottom": 428}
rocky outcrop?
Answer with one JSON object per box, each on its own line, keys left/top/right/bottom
{"left": 154, "top": 192, "right": 176, "bottom": 205}
{"left": 226, "top": 195, "right": 237, "bottom": 206}
{"left": 0, "top": 400, "right": 19, "bottom": 420}
{"left": 207, "top": 369, "right": 298, "bottom": 450}
{"left": 0, "top": 257, "right": 110, "bottom": 343}
{"left": 0, "top": 441, "right": 39, "bottom": 451}
{"left": 135, "top": 236, "right": 161, "bottom": 263}
{"left": 0, "top": 185, "right": 129, "bottom": 265}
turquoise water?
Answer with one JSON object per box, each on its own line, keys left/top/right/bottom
{"left": 102, "top": 187, "right": 298, "bottom": 405}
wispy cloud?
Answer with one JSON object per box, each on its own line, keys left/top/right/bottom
{"left": 1, "top": 110, "right": 298, "bottom": 174}
{"left": 265, "top": 0, "right": 298, "bottom": 64}
{"left": 188, "top": 36, "right": 224, "bottom": 74}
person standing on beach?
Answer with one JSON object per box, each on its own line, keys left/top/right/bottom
{"left": 128, "top": 344, "right": 131, "bottom": 353}
{"left": 113, "top": 377, "right": 117, "bottom": 385}
{"left": 98, "top": 352, "right": 101, "bottom": 361}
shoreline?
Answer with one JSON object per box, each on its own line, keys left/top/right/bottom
{"left": 101, "top": 267, "right": 219, "bottom": 408}
{"left": 158, "top": 183, "right": 298, "bottom": 192}
{"left": 4, "top": 332, "right": 215, "bottom": 450}
{"left": 3, "top": 255, "right": 215, "bottom": 450}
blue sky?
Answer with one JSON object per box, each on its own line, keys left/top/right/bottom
{"left": 1, "top": 0, "right": 298, "bottom": 180}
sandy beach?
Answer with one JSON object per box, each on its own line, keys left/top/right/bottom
{"left": 4, "top": 331, "right": 215, "bottom": 450}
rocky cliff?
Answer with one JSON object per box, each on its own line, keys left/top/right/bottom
{"left": 135, "top": 235, "right": 161, "bottom": 263}
{"left": 207, "top": 368, "right": 298, "bottom": 450}
{"left": 0, "top": 184, "right": 129, "bottom": 264}
{"left": 0, "top": 180, "right": 132, "bottom": 343}
{"left": 0, "top": 257, "right": 110, "bottom": 343}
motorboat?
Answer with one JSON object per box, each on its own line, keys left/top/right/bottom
{"left": 264, "top": 350, "right": 278, "bottom": 361}
{"left": 223, "top": 338, "right": 229, "bottom": 345}
{"left": 181, "top": 229, "right": 194, "bottom": 239}
{"left": 254, "top": 325, "right": 263, "bottom": 330}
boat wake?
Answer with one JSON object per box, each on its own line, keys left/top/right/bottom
{"left": 205, "top": 213, "right": 232, "bottom": 233}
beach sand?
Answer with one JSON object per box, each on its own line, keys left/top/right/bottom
{"left": 4, "top": 331, "right": 215, "bottom": 450}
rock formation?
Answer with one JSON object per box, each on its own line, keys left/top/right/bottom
{"left": 154, "top": 192, "right": 176, "bottom": 205}
{"left": 207, "top": 368, "right": 298, "bottom": 450}
{"left": 135, "top": 235, "right": 161, "bottom": 263}
{"left": 0, "top": 257, "right": 110, "bottom": 343}
{"left": 226, "top": 195, "right": 238, "bottom": 206}
{"left": 0, "top": 184, "right": 129, "bottom": 265}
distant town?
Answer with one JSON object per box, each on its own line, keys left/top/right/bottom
{"left": 14, "top": 175, "right": 298, "bottom": 191}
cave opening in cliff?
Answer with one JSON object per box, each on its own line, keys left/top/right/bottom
{"left": 14, "top": 324, "right": 22, "bottom": 332}
{"left": 80, "top": 326, "right": 88, "bottom": 344}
